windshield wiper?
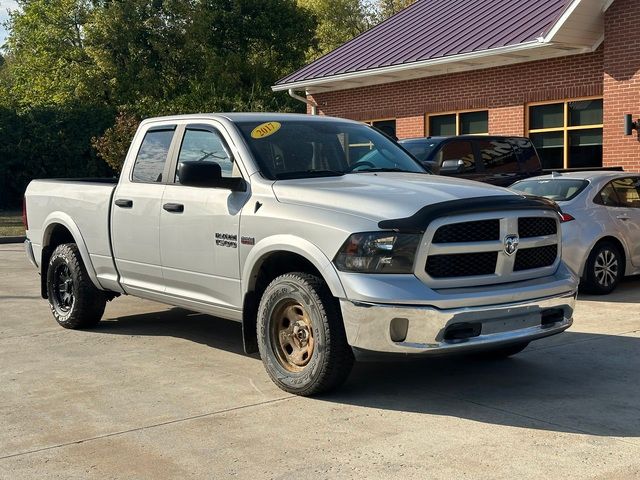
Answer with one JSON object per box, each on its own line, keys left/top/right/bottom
{"left": 274, "top": 170, "right": 345, "bottom": 180}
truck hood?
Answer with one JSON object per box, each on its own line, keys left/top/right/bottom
{"left": 272, "top": 173, "right": 513, "bottom": 222}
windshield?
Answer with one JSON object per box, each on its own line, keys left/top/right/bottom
{"left": 510, "top": 178, "right": 589, "bottom": 201}
{"left": 236, "top": 120, "right": 427, "bottom": 180}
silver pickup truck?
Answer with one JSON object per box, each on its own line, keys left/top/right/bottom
{"left": 24, "top": 113, "right": 578, "bottom": 395}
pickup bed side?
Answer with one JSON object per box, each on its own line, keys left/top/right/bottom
{"left": 24, "top": 179, "right": 122, "bottom": 297}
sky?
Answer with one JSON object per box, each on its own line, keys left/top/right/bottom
{"left": 0, "top": 0, "right": 18, "bottom": 48}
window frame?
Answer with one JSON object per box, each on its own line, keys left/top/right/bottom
{"left": 426, "top": 109, "right": 489, "bottom": 136}
{"left": 166, "top": 123, "right": 245, "bottom": 187}
{"left": 130, "top": 125, "right": 178, "bottom": 185}
{"left": 526, "top": 96, "right": 603, "bottom": 169}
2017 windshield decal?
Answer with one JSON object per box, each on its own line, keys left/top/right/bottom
{"left": 251, "top": 122, "right": 281, "bottom": 139}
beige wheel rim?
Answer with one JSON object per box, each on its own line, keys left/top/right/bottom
{"left": 270, "top": 301, "right": 315, "bottom": 372}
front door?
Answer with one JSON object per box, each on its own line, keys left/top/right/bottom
{"left": 159, "top": 123, "right": 250, "bottom": 310}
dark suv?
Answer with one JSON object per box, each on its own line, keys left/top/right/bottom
{"left": 399, "top": 136, "right": 543, "bottom": 187}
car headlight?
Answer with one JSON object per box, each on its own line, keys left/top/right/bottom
{"left": 334, "top": 232, "right": 421, "bottom": 273}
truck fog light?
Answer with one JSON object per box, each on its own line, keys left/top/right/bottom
{"left": 390, "top": 317, "right": 409, "bottom": 343}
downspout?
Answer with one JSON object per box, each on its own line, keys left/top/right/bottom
{"left": 288, "top": 89, "right": 318, "bottom": 115}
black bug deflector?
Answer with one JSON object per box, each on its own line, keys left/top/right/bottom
{"left": 378, "top": 195, "right": 562, "bottom": 233}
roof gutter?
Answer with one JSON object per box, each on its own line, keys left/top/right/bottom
{"left": 288, "top": 89, "right": 318, "bottom": 115}
{"left": 273, "top": 40, "right": 546, "bottom": 92}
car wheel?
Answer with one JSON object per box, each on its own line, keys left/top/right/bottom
{"left": 47, "top": 243, "right": 107, "bottom": 329}
{"left": 257, "top": 272, "right": 354, "bottom": 396}
{"left": 582, "top": 241, "right": 623, "bottom": 295}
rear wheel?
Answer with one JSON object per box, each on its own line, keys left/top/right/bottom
{"left": 582, "top": 241, "right": 623, "bottom": 295}
{"left": 47, "top": 243, "right": 106, "bottom": 329}
{"left": 257, "top": 272, "right": 354, "bottom": 396}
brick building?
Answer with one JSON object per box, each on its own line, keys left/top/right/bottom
{"left": 274, "top": 0, "right": 640, "bottom": 171}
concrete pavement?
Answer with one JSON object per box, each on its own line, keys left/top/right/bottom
{"left": 1, "top": 243, "right": 639, "bottom": 479}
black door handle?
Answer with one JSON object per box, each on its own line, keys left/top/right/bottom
{"left": 115, "top": 199, "right": 133, "bottom": 208}
{"left": 163, "top": 203, "right": 184, "bottom": 213}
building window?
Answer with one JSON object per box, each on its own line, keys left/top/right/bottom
{"left": 428, "top": 110, "right": 488, "bottom": 136}
{"left": 365, "top": 119, "right": 396, "bottom": 138}
{"left": 527, "top": 98, "right": 603, "bottom": 169}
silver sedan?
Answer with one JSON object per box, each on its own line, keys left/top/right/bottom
{"left": 511, "top": 171, "right": 640, "bottom": 294}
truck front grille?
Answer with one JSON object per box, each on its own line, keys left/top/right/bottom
{"left": 518, "top": 217, "right": 557, "bottom": 238}
{"left": 419, "top": 213, "right": 560, "bottom": 288}
{"left": 426, "top": 252, "right": 498, "bottom": 278}
{"left": 433, "top": 219, "right": 500, "bottom": 243}
{"left": 514, "top": 245, "right": 558, "bottom": 271}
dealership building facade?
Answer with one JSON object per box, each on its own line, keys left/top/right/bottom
{"left": 274, "top": 0, "right": 640, "bottom": 171}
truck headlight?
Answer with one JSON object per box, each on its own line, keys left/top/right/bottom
{"left": 334, "top": 232, "right": 421, "bottom": 273}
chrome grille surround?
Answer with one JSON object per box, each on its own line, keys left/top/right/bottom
{"left": 415, "top": 210, "right": 561, "bottom": 289}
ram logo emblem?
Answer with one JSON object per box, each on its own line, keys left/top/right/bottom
{"left": 504, "top": 234, "right": 519, "bottom": 256}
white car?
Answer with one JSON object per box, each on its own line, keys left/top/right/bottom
{"left": 511, "top": 171, "right": 640, "bottom": 294}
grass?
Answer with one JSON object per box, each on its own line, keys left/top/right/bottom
{"left": 0, "top": 210, "right": 25, "bottom": 237}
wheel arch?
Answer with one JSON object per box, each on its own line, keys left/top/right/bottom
{"left": 40, "top": 213, "right": 102, "bottom": 298}
{"left": 583, "top": 235, "right": 628, "bottom": 279}
{"left": 240, "top": 235, "right": 346, "bottom": 354}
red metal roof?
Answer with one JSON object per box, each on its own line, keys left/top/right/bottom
{"left": 276, "top": 0, "right": 571, "bottom": 87}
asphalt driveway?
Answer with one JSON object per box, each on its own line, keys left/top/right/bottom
{"left": 1, "top": 243, "right": 639, "bottom": 479}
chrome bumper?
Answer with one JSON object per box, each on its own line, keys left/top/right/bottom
{"left": 340, "top": 291, "right": 576, "bottom": 356}
{"left": 24, "top": 239, "right": 38, "bottom": 268}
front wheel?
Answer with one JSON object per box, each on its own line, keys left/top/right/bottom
{"left": 257, "top": 272, "right": 354, "bottom": 396}
{"left": 47, "top": 243, "right": 107, "bottom": 329}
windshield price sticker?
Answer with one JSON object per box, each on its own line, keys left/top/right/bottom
{"left": 251, "top": 122, "right": 281, "bottom": 139}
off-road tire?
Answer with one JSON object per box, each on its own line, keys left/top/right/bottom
{"left": 257, "top": 272, "right": 354, "bottom": 396}
{"left": 581, "top": 241, "right": 622, "bottom": 295}
{"left": 46, "top": 243, "right": 106, "bottom": 329}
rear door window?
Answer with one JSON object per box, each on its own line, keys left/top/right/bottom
{"left": 435, "top": 140, "right": 475, "bottom": 173}
{"left": 611, "top": 177, "right": 640, "bottom": 208}
{"left": 477, "top": 139, "right": 519, "bottom": 174}
{"left": 509, "top": 138, "right": 541, "bottom": 173}
{"left": 132, "top": 128, "right": 175, "bottom": 183}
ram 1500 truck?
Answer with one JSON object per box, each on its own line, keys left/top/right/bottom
{"left": 24, "top": 113, "right": 578, "bottom": 395}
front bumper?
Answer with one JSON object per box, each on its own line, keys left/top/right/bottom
{"left": 340, "top": 291, "right": 576, "bottom": 356}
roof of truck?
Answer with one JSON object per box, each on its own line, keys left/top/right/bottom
{"left": 139, "top": 113, "right": 357, "bottom": 125}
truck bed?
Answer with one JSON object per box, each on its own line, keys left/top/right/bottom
{"left": 24, "top": 179, "right": 120, "bottom": 291}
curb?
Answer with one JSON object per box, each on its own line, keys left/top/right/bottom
{"left": 0, "top": 236, "right": 26, "bottom": 244}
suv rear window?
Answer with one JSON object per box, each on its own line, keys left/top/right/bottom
{"left": 510, "top": 178, "right": 589, "bottom": 201}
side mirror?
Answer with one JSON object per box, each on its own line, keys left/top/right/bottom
{"left": 178, "top": 161, "right": 245, "bottom": 190}
{"left": 440, "top": 159, "right": 464, "bottom": 174}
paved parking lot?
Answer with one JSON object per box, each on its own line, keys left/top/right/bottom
{"left": 1, "top": 243, "right": 640, "bottom": 479}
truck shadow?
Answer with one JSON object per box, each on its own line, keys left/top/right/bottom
{"left": 327, "top": 331, "right": 640, "bottom": 437}
{"left": 95, "top": 307, "right": 252, "bottom": 357}
{"left": 95, "top": 307, "right": 640, "bottom": 438}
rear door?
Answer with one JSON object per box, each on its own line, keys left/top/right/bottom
{"left": 159, "top": 123, "right": 249, "bottom": 310}
{"left": 607, "top": 177, "right": 640, "bottom": 266}
{"left": 509, "top": 137, "right": 542, "bottom": 178}
{"left": 111, "top": 125, "right": 178, "bottom": 293}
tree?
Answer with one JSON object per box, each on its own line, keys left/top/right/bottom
{"left": 375, "top": 0, "right": 417, "bottom": 20}
{"left": 298, "top": 0, "right": 373, "bottom": 59}
{"left": 4, "top": 0, "right": 100, "bottom": 109}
